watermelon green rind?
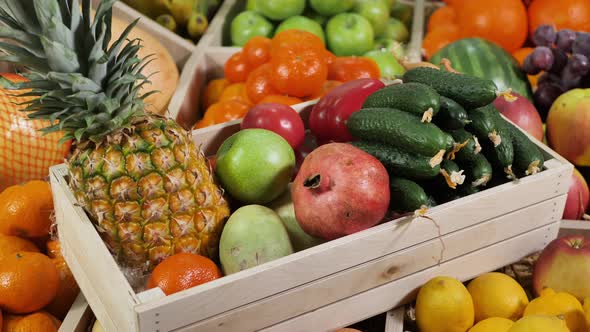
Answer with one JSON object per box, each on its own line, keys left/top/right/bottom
{"left": 430, "top": 38, "right": 533, "bottom": 102}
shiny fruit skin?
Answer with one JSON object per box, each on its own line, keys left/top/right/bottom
{"left": 466, "top": 272, "right": 529, "bottom": 322}
{"left": 245, "top": 63, "right": 278, "bottom": 103}
{"left": 327, "top": 56, "right": 381, "bottom": 82}
{"left": 562, "top": 168, "right": 590, "bottom": 220}
{"left": 241, "top": 103, "right": 305, "bottom": 149}
{"left": 269, "top": 44, "right": 327, "bottom": 98}
{"left": 0, "top": 180, "right": 53, "bottom": 238}
{"left": 224, "top": 52, "right": 251, "bottom": 83}
{"left": 146, "top": 253, "right": 222, "bottom": 295}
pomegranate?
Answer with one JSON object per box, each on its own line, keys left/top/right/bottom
{"left": 292, "top": 143, "right": 390, "bottom": 240}
{"left": 563, "top": 168, "right": 590, "bottom": 220}
{"left": 493, "top": 91, "right": 544, "bottom": 141}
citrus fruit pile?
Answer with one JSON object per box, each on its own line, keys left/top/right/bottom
{"left": 0, "top": 181, "right": 80, "bottom": 332}
{"left": 194, "top": 30, "right": 381, "bottom": 129}
{"left": 414, "top": 272, "right": 590, "bottom": 332}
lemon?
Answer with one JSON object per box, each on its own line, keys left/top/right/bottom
{"left": 524, "top": 288, "right": 586, "bottom": 332}
{"left": 467, "top": 272, "right": 529, "bottom": 322}
{"left": 468, "top": 317, "right": 514, "bottom": 332}
{"left": 508, "top": 315, "right": 570, "bottom": 332}
{"left": 416, "top": 276, "right": 475, "bottom": 332}
{"left": 584, "top": 298, "right": 590, "bottom": 329}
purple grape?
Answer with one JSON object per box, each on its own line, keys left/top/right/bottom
{"left": 531, "top": 46, "right": 554, "bottom": 71}
{"left": 549, "top": 48, "right": 568, "bottom": 73}
{"left": 556, "top": 29, "right": 576, "bottom": 53}
{"left": 523, "top": 54, "right": 541, "bottom": 75}
{"left": 573, "top": 32, "right": 590, "bottom": 57}
{"left": 537, "top": 72, "right": 561, "bottom": 86}
{"left": 570, "top": 54, "right": 590, "bottom": 75}
{"left": 534, "top": 83, "right": 564, "bottom": 121}
{"left": 532, "top": 24, "right": 556, "bottom": 47}
{"left": 561, "top": 64, "right": 583, "bottom": 90}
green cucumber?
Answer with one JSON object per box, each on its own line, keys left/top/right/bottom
{"left": 347, "top": 108, "right": 454, "bottom": 157}
{"left": 504, "top": 119, "right": 545, "bottom": 177}
{"left": 458, "top": 153, "right": 493, "bottom": 187}
{"left": 466, "top": 104, "right": 502, "bottom": 147}
{"left": 389, "top": 177, "right": 432, "bottom": 213}
{"left": 350, "top": 140, "right": 442, "bottom": 179}
{"left": 448, "top": 129, "right": 482, "bottom": 161}
{"left": 433, "top": 96, "right": 470, "bottom": 130}
{"left": 459, "top": 184, "right": 480, "bottom": 196}
{"left": 402, "top": 67, "right": 499, "bottom": 109}
{"left": 439, "top": 159, "right": 466, "bottom": 189}
{"left": 484, "top": 112, "right": 515, "bottom": 176}
{"left": 362, "top": 82, "right": 441, "bottom": 121}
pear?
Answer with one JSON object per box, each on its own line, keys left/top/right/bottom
{"left": 187, "top": 12, "right": 208, "bottom": 39}
{"left": 166, "top": 0, "right": 195, "bottom": 25}
{"left": 156, "top": 14, "right": 177, "bottom": 32}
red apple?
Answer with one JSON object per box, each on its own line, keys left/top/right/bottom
{"left": 533, "top": 235, "right": 590, "bottom": 301}
{"left": 493, "top": 91, "right": 544, "bottom": 141}
{"left": 563, "top": 168, "right": 590, "bottom": 220}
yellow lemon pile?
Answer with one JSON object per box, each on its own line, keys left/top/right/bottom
{"left": 416, "top": 272, "right": 586, "bottom": 332}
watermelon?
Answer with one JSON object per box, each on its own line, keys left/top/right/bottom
{"left": 430, "top": 38, "right": 533, "bottom": 102}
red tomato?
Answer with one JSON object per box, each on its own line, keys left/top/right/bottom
{"left": 241, "top": 103, "right": 305, "bottom": 149}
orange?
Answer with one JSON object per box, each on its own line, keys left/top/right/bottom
{"left": 0, "top": 310, "right": 2, "bottom": 331}
{"left": 422, "top": 25, "right": 461, "bottom": 59}
{"left": 328, "top": 57, "right": 381, "bottom": 82}
{"left": 245, "top": 63, "right": 278, "bottom": 103}
{"left": 7, "top": 312, "right": 60, "bottom": 332}
{"left": 243, "top": 36, "right": 272, "bottom": 69}
{"left": 0, "top": 180, "right": 53, "bottom": 238}
{"left": 270, "top": 29, "right": 325, "bottom": 58}
{"left": 3, "top": 314, "right": 22, "bottom": 332}
{"left": 455, "top": 0, "right": 528, "bottom": 53}
{"left": 258, "top": 95, "right": 303, "bottom": 106}
{"left": 202, "top": 78, "right": 229, "bottom": 110}
{"left": 219, "top": 82, "right": 252, "bottom": 106}
{"left": 44, "top": 240, "right": 80, "bottom": 320}
{"left": 146, "top": 253, "right": 222, "bottom": 295}
{"left": 0, "top": 252, "right": 59, "bottom": 314}
{"left": 223, "top": 51, "right": 250, "bottom": 83}
{"left": 427, "top": 6, "right": 456, "bottom": 32}
{"left": 0, "top": 234, "right": 39, "bottom": 260}
{"left": 194, "top": 100, "right": 251, "bottom": 129}
{"left": 528, "top": 0, "right": 590, "bottom": 35}
{"left": 270, "top": 43, "right": 327, "bottom": 98}
{"left": 512, "top": 47, "right": 541, "bottom": 88}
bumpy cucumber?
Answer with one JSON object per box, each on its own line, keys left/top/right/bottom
{"left": 466, "top": 104, "right": 502, "bottom": 147}
{"left": 459, "top": 184, "right": 480, "bottom": 196}
{"left": 485, "top": 112, "right": 515, "bottom": 176}
{"left": 402, "top": 67, "right": 499, "bottom": 109}
{"left": 448, "top": 129, "right": 482, "bottom": 161}
{"left": 504, "top": 119, "right": 545, "bottom": 176}
{"left": 458, "top": 153, "right": 493, "bottom": 187}
{"left": 389, "top": 177, "right": 432, "bottom": 213}
{"left": 433, "top": 96, "right": 470, "bottom": 130}
{"left": 351, "top": 140, "right": 441, "bottom": 179}
{"left": 347, "top": 108, "right": 454, "bottom": 157}
{"left": 362, "top": 82, "right": 441, "bottom": 121}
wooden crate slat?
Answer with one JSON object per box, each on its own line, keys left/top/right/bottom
{"left": 148, "top": 195, "right": 564, "bottom": 331}
{"left": 257, "top": 222, "right": 560, "bottom": 332}
{"left": 50, "top": 166, "right": 139, "bottom": 332}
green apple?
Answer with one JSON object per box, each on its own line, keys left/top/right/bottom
{"left": 268, "top": 184, "right": 325, "bottom": 252}
{"left": 246, "top": 0, "right": 259, "bottom": 11}
{"left": 309, "top": 0, "right": 354, "bottom": 17}
{"left": 373, "top": 38, "right": 406, "bottom": 59}
{"left": 303, "top": 7, "right": 328, "bottom": 26}
{"left": 216, "top": 129, "right": 295, "bottom": 204}
{"left": 230, "top": 11, "right": 274, "bottom": 46}
{"left": 326, "top": 13, "right": 374, "bottom": 56}
{"left": 364, "top": 49, "right": 405, "bottom": 79}
{"left": 380, "top": 17, "right": 409, "bottom": 42}
{"left": 258, "top": 0, "right": 305, "bottom": 21}
{"left": 355, "top": 0, "right": 390, "bottom": 36}
{"left": 219, "top": 205, "right": 293, "bottom": 275}
{"left": 390, "top": 2, "right": 413, "bottom": 27}
{"left": 275, "top": 16, "right": 325, "bottom": 44}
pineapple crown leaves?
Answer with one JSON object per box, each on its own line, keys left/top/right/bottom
{"left": 0, "top": 0, "right": 156, "bottom": 144}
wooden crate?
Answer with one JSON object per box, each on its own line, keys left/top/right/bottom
{"left": 50, "top": 92, "right": 573, "bottom": 332}
{"left": 59, "top": 293, "right": 95, "bottom": 332}
{"left": 166, "top": 0, "right": 429, "bottom": 128}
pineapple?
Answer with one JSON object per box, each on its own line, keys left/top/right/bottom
{"left": 0, "top": 0, "right": 230, "bottom": 270}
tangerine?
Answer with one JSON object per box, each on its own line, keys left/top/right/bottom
{"left": 528, "top": 0, "right": 590, "bottom": 34}
{"left": 243, "top": 36, "right": 272, "bottom": 69}
{"left": 270, "top": 44, "right": 327, "bottom": 97}
{"left": 219, "top": 83, "right": 252, "bottom": 106}
{"left": 328, "top": 57, "right": 380, "bottom": 82}
{"left": 10, "top": 311, "right": 60, "bottom": 332}
{"left": 427, "top": 6, "right": 456, "bottom": 32}
{"left": 270, "top": 29, "right": 325, "bottom": 58}
{"left": 0, "top": 180, "right": 53, "bottom": 238}
{"left": 44, "top": 240, "right": 80, "bottom": 320}
{"left": 146, "top": 253, "right": 222, "bottom": 295}
{"left": 245, "top": 63, "right": 278, "bottom": 103}
{"left": 0, "top": 252, "right": 59, "bottom": 314}
{"left": 258, "top": 95, "right": 303, "bottom": 106}
{"left": 422, "top": 24, "right": 461, "bottom": 59}
{"left": 224, "top": 51, "right": 250, "bottom": 83}
{"left": 0, "top": 234, "right": 39, "bottom": 260}
{"left": 202, "top": 78, "right": 229, "bottom": 109}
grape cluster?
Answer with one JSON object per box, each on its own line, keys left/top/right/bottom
{"left": 523, "top": 25, "right": 590, "bottom": 120}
